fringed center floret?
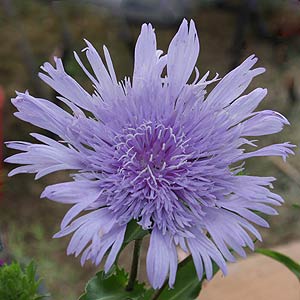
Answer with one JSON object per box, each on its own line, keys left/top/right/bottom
{"left": 114, "top": 121, "right": 192, "bottom": 190}
{"left": 107, "top": 121, "right": 195, "bottom": 233}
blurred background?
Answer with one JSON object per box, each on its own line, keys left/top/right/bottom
{"left": 1, "top": 0, "right": 300, "bottom": 298}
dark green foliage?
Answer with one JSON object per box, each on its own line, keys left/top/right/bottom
{"left": 79, "top": 267, "right": 148, "bottom": 300}
{"left": 123, "top": 221, "right": 149, "bottom": 247}
{"left": 79, "top": 254, "right": 221, "bottom": 300}
{"left": 0, "top": 261, "right": 47, "bottom": 300}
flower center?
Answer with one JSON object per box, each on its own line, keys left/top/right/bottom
{"left": 106, "top": 121, "right": 197, "bottom": 232}
{"left": 114, "top": 121, "right": 192, "bottom": 191}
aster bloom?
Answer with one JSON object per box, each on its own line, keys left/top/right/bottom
{"left": 6, "top": 20, "right": 294, "bottom": 289}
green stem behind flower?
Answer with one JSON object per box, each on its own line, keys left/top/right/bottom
{"left": 126, "top": 238, "right": 143, "bottom": 291}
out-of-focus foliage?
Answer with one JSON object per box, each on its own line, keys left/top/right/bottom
{"left": 0, "top": 261, "right": 47, "bottom": 300}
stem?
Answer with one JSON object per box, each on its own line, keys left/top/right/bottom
{"left": 126, "top": 239, "right": 143, "bottom": 291}
{"left": 150, "top": 255, "right": 193, "bottom": 300}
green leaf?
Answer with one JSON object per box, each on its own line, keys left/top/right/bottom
{"left": 79, "top": 268, "right": 148, "bottom": 300}
{"left": 292, "top": 203, "right": 300, "bottom": 209}
{"left": 0, "top": 261, "right": 48, "bottom": 300}
{"left": 123, "top": 221, "right": 149, "bottom": 246}
{"left": 236, "top": 170, "right": 245, "bottom": 176}
{"left": 143, "top": 289, "right": 155, "bottom": 300}
{"left": 256, "top": 248, "right": 300, "bottom": 280}
{"left": 155, "top": 256, "right": 219, "bottom": 300}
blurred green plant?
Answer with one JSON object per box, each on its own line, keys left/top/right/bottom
{"left": 292, "top": 203, "right": 300, "bottom": 209}
{"left": 5, "top": 222, "right": 79, "bottom": 299}
{"left": 0, "top": 261, "right": 48, "bottom": 300}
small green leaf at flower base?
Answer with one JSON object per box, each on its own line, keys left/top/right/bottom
{"left": 256, "top": 248, "right": 300, "bottom": 281}
{"left": 123, "top": 220, "right": 149, "bottom": 246}
{"left": 154, "top": 256, "right": 219, "bottom": 300}
{"left": 79, "top": 268, "right": 149, "bottom": 300}
{"left": 116, "top": 221, "right": 149, "bottom": 263}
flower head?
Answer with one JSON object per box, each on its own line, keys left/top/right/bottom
{"left": 6, "top": 20, "right": 294, "bottom": 289}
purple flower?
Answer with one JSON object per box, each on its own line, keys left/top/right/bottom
{"left": 5, "top": 20, "right": 294, "bottom": 289}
